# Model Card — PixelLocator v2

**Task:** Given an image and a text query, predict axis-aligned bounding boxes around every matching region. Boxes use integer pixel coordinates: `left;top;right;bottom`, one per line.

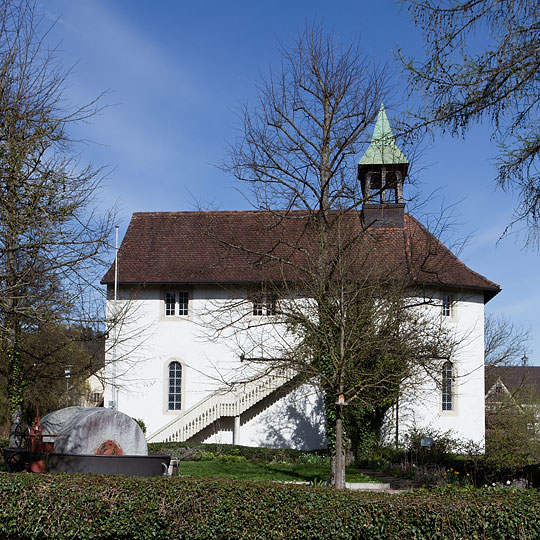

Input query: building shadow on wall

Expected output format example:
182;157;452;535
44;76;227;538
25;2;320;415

255;385;327;450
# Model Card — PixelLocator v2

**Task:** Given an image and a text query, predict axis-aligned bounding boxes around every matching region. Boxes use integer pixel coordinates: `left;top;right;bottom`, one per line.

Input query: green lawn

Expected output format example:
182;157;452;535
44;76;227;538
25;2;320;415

178;460;377;483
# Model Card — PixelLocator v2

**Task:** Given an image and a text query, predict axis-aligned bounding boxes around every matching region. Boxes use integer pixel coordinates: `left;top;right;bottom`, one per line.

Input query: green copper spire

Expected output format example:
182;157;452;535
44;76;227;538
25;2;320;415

359;104;409;166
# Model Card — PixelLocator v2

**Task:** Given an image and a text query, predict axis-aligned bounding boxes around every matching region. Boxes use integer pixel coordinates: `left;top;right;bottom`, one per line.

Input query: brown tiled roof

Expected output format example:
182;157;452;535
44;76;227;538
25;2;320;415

101;210;500;302
485;366;540;395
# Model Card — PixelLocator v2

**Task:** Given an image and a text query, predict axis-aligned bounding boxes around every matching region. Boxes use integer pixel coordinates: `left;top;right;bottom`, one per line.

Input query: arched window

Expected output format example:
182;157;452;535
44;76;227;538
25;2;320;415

168;362;182;410
442;361;453;411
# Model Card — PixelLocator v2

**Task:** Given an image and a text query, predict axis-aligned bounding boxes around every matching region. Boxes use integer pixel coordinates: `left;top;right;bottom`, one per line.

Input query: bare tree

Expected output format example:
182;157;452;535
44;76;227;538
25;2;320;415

402;0;540;238
218;26;456;489
228;26;387;213
0;0;116;441
484;313;530;367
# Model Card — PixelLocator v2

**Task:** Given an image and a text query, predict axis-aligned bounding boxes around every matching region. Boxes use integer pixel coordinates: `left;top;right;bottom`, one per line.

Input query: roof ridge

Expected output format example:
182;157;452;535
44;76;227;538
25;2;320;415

133;210;269;216
133;209;413;217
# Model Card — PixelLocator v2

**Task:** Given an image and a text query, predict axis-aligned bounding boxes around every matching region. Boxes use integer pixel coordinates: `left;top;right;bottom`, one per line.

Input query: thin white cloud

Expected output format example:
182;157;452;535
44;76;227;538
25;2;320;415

44;0;199;103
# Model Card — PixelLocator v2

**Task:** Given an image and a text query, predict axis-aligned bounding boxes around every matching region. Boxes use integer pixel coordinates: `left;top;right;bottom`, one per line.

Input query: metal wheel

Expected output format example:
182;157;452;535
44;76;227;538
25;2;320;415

11;422;30;450
5;452;25;473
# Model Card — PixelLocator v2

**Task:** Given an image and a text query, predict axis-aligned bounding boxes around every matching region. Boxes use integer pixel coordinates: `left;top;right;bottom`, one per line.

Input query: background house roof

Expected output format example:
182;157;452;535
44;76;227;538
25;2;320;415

485;366;540;396
101;210;500;302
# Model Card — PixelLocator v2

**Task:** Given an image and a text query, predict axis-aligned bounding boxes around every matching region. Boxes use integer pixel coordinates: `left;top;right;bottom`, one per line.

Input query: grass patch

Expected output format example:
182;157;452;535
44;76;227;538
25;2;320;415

179;460;377;483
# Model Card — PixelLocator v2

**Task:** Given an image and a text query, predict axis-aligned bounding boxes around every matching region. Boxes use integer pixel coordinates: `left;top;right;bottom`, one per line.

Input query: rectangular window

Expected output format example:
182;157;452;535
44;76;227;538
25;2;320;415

370;187;380;203
178;291;189;316
165;291;189;317
252;298;264;316
442;389;452;411
442;295;452;317
165;292;176;316
252;294;276;316
265;296;276;316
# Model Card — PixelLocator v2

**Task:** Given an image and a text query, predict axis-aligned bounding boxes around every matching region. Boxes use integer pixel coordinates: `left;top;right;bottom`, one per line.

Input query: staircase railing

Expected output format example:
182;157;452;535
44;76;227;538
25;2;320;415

148;368;296;443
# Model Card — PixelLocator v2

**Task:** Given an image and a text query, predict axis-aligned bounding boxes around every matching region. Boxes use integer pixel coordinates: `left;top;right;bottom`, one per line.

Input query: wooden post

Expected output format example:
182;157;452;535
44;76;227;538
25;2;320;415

233;415;240;445
335;404;345;490
395;392;399;450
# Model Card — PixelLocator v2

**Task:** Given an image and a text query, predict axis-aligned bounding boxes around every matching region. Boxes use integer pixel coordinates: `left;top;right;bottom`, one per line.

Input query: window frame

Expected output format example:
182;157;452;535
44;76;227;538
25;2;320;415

442;294;454;318
163;289;190;319
251;292;277;317
167;361;183;412
441;360;454;412
165;291;176;316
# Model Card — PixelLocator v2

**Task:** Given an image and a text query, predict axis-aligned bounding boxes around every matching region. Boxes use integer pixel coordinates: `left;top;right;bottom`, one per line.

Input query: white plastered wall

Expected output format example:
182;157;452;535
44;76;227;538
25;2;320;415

392;291;486;446
105;285;253;436
105;285;486;448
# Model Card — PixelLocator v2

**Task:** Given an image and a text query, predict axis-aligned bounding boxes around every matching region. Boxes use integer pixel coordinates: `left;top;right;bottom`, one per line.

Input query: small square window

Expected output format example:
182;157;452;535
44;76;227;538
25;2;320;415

165;291;189;317
265;296;276;316
252;293;276;316
253;299;264;316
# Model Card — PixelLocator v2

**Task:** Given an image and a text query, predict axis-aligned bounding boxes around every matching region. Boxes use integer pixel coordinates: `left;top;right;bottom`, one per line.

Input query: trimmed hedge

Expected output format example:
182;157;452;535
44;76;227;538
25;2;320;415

0;473;539;539
147;440;327;462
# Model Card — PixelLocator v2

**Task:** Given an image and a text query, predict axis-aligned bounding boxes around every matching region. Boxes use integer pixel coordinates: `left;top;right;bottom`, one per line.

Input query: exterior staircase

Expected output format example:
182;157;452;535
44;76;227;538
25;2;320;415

148;368;297;443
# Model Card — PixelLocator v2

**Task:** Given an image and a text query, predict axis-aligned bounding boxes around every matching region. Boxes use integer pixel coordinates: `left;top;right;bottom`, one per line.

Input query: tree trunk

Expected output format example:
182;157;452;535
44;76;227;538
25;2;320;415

334;405;346;489
8;403;23;447
7;338;26;446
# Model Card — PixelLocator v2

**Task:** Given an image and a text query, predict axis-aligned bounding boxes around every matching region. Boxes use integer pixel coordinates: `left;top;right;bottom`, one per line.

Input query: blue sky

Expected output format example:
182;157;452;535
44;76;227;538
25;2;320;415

44;0;539;364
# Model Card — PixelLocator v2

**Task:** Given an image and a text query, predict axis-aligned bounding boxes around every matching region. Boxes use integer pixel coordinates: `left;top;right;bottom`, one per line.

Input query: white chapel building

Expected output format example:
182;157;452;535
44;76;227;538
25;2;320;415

102;107;500;448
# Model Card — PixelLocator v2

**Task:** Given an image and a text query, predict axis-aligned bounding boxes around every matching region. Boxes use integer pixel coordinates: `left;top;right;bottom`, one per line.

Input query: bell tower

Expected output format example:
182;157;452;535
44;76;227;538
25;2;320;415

358;104;409;228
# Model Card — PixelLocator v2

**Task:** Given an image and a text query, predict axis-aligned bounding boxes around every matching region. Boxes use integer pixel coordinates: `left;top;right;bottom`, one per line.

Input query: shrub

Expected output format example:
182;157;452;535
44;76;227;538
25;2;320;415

403;428;463;464
297;452;329;466
147;441;327;463
0;474;539;539
485;386;540;467
133;418;147;435
355;444;405;471
358;437;540;489
220;454;247;463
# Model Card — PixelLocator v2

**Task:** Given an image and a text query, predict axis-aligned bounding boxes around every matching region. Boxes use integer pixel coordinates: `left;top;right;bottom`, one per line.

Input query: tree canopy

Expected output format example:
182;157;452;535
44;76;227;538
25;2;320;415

0;0;114;436
220;26;455;489
403;0;540;235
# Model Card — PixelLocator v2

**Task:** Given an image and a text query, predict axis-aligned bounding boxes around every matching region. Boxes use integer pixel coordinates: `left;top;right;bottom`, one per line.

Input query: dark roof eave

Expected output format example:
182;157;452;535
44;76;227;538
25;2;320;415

100;279;298;287
414;280;500;304
101;278;501;302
